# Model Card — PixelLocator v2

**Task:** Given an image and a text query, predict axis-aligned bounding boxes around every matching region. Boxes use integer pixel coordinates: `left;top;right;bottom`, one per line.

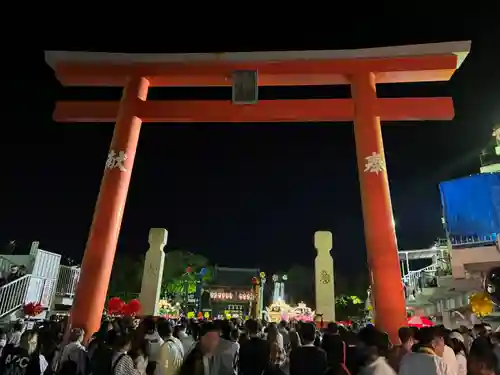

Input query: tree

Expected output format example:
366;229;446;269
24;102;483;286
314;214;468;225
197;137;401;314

108;254;144;299
162;250;210;281
161;250;213;298
335;294;365;320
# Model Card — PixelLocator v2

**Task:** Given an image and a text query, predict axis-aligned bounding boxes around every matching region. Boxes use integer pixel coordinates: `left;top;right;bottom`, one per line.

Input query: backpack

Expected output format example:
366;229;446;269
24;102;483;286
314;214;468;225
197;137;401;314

88;343;118;375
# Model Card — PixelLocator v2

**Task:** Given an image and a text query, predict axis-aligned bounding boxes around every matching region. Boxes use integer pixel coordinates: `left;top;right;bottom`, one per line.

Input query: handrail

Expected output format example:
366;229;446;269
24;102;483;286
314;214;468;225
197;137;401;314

56;266;80;297
0;274;31;318
0;274;47;319
402;263;438;300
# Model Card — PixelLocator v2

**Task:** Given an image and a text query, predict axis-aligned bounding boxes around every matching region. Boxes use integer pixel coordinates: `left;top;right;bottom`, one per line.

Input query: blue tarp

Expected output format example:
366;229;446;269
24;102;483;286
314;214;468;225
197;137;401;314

439;173;500;238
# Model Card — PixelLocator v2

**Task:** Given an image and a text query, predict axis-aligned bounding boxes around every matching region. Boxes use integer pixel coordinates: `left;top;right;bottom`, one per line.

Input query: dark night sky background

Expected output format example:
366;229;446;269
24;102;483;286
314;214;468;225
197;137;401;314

1;21;499;280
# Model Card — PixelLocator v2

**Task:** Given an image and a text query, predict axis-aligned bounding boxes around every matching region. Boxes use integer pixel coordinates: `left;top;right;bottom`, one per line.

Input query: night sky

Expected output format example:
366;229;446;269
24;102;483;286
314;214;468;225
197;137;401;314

1;22;498;279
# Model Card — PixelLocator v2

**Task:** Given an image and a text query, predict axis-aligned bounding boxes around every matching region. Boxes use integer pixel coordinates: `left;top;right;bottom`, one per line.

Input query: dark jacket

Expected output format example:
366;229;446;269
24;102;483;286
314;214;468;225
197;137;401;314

238;336;270;375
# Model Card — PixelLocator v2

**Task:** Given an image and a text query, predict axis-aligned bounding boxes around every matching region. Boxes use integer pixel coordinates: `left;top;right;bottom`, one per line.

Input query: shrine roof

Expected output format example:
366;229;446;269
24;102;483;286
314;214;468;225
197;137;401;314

210;266;259;288
45;41;470;67
45;41;470;87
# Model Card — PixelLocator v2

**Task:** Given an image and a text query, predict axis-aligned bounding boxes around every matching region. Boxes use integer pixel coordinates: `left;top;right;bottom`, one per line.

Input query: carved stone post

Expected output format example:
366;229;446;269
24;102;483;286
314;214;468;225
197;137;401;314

314;231;335;322
139;228;167;316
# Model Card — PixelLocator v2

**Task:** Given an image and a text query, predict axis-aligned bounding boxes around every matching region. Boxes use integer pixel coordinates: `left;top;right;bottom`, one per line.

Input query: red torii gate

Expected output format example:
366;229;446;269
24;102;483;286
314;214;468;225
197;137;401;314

45;41;470;343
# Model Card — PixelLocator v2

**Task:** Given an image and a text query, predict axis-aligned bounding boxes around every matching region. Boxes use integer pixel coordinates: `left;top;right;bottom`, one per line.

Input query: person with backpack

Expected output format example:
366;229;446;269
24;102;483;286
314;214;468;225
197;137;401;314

156;320;183;375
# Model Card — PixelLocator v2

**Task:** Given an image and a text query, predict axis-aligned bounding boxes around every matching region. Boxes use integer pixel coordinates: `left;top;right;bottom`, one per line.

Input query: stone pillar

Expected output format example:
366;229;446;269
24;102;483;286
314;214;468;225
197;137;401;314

139;228;168;316
314;231;335;322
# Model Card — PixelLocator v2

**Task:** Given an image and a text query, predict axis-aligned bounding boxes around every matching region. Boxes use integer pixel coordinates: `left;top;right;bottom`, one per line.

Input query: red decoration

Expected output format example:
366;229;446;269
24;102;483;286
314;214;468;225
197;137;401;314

186;266;192;273
125;299;141;316
23;302;43;317
251;277;258;285
107;297;125;315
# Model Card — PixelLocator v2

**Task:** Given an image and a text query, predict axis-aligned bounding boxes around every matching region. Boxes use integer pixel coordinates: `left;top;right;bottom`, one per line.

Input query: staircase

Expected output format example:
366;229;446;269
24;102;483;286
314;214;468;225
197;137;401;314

0;249;81;321
402;263;439;299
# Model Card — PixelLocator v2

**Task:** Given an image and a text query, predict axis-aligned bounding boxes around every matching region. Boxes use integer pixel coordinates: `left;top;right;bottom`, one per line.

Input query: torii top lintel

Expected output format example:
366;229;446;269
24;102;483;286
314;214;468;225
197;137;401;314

46;41;470;87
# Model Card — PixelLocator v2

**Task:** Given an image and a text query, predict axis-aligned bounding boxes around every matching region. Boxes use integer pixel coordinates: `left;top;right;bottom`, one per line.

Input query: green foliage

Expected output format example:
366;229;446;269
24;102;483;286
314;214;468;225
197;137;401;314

335;294;365;320
161;250;213;297
108;254;144;298
107;250;214;300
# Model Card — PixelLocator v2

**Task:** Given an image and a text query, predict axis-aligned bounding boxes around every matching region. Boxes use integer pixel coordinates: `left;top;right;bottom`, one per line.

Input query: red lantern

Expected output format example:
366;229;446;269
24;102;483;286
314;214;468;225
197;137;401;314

251;277;258;285
186;266;192;273
127;299;141;316
23;302;43;317
107;297;125;315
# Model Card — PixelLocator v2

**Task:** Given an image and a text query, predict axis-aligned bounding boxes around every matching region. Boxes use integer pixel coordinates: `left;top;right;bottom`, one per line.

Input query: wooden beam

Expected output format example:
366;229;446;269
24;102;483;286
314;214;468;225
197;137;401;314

54;98;454;123
52;55;459;87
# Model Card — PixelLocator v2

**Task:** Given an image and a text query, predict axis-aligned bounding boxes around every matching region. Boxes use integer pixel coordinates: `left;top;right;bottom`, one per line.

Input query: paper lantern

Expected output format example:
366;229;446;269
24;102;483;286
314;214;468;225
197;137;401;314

23;302;43;317
186;266;192;273
251;277;258;285
126;299;141;316
485;267;500;305
107;297;125;315
470;292;494;317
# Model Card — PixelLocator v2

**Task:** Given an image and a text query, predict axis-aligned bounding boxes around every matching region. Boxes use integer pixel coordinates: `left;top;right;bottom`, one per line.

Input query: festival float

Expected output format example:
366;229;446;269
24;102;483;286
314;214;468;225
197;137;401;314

289;302;315;322
266;301;315;323
157;299;181;319
266;300;292;323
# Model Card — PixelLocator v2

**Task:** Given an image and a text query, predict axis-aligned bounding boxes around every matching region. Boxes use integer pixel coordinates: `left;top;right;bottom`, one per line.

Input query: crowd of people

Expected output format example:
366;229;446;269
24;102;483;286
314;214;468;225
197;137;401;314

1;316;500;375
0;265;26;287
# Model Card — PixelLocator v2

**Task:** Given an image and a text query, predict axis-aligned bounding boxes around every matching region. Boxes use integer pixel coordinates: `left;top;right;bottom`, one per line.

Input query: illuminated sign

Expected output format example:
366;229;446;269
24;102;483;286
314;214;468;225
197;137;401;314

210;290;254;301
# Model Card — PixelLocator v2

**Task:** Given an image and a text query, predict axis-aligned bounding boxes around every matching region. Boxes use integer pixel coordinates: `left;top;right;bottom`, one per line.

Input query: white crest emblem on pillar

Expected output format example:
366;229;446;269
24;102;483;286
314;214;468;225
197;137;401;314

364;152;386;175
105;150;127;172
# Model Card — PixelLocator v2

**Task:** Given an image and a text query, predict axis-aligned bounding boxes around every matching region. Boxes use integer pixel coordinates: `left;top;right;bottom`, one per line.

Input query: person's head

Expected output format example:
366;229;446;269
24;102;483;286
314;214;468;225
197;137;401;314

230;328;239;342
358;326;390;360
69;328;85;343
474;324;487;337
0;330;6;347
267;323;279;343
218;319;231;340
113;332;133;352
245;319;259;336
157;320;173;339
20;331;38;355
398;327;415;349
416;327;445;357
10;265;18;274
469;349;498;375
449;331;466;354
279;320;287;330
142;317;156;334
13;322;23;332
327;322;339;335
299;323;316;345
289;330;301;349
199;323;220;356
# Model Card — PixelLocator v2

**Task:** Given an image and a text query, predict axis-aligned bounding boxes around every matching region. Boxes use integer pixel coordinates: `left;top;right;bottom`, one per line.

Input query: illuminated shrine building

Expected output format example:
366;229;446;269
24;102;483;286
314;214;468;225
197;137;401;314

205;266;259;319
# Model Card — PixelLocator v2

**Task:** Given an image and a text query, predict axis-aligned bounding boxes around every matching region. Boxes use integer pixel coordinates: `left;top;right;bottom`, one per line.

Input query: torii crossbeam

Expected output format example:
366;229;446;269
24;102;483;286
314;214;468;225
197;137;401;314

46;41;470;343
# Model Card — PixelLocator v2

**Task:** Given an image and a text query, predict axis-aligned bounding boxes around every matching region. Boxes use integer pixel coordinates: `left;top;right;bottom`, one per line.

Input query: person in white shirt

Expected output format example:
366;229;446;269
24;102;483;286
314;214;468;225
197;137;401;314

399;326;455;375
143;317;164;366
156;320;184;375
357;326;397;375
448;332;467;375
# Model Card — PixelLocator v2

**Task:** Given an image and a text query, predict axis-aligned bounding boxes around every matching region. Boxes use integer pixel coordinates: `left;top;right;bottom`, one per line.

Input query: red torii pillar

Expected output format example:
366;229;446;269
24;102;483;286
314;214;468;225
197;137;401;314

45;41;470;343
